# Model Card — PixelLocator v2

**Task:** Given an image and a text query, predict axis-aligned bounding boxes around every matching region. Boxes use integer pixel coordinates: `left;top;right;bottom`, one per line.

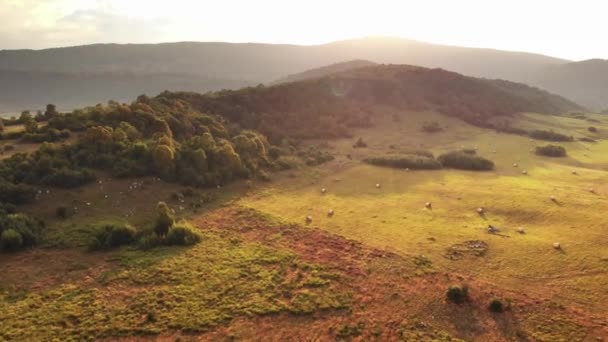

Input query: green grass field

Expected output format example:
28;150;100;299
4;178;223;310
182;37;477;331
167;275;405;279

2;110;607;340
241;111;608;316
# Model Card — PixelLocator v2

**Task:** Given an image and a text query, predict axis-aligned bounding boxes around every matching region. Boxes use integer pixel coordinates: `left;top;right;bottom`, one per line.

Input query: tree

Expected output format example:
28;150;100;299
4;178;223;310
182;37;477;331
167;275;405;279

22;116;38;134
44;104;58;119
0;118;4;132
155;202;174;237
152;143;175;178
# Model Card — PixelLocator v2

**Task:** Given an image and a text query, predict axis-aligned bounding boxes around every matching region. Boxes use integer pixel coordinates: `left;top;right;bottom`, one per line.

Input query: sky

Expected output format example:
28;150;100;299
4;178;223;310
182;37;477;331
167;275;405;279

0;0;606;61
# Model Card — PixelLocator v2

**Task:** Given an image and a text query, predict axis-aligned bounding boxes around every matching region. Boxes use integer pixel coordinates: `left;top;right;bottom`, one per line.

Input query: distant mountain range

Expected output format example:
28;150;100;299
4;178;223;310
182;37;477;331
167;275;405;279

0;37;606;112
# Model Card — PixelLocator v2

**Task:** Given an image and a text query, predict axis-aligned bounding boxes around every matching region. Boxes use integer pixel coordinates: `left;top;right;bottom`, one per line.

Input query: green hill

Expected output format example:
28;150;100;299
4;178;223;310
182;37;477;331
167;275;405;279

164;64;583;141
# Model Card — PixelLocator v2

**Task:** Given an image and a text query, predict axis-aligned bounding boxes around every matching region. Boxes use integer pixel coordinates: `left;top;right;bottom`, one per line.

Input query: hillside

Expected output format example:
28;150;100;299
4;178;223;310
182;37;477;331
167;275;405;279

532;59;608;111
164;64;583;142
0;62;607;340
2;37;605;112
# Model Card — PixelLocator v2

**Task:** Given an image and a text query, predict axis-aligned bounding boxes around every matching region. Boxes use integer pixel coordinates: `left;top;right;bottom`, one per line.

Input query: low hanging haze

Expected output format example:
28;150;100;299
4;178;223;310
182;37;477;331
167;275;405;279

1;0;606;61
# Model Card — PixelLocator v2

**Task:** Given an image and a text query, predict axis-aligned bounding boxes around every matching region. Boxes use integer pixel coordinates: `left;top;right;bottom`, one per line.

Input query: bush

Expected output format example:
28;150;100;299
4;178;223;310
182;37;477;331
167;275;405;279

274;156;302;170
489;298;504;313
353;137;367;148
138;233;163;250
0;213;43;250
535;144;566;157
165;222;202;246
438;151;494;171
529;129;573;142
446;285;468;304
42;168;96;188
155;202;174;237
0;181;37;205
588;126;598;133
579;137;597;143
0;229;23;252
421;121;443;133
91;223;137;250
364;155;442;170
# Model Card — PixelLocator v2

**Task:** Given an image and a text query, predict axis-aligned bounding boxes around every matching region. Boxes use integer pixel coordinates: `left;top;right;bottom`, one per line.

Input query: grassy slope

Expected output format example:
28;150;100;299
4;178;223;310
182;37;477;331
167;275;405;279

240;111;608;320
1;110;608;341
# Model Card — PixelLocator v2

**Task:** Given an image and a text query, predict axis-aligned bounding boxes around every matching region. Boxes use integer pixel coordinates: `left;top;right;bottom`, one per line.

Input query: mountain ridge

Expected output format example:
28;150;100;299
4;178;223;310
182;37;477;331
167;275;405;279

0;37;605;112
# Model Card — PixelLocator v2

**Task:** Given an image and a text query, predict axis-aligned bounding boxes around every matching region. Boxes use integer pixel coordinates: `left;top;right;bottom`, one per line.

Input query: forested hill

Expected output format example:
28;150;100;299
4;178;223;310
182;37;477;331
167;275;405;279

162;64;584;142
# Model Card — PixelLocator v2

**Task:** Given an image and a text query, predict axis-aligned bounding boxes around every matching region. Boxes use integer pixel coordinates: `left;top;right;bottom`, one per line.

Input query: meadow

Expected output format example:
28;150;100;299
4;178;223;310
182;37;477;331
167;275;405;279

1;108;607;340
240;111;608;317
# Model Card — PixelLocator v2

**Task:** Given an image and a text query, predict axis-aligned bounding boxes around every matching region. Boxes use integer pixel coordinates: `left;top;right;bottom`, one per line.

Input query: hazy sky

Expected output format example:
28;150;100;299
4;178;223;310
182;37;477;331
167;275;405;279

1;0;606;60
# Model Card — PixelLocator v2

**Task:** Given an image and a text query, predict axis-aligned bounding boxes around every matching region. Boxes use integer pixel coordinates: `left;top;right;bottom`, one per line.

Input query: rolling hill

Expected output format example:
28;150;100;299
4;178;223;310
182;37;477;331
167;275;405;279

532;59;608;111
0;37;606;112
1;60;607;340
164;64;583;141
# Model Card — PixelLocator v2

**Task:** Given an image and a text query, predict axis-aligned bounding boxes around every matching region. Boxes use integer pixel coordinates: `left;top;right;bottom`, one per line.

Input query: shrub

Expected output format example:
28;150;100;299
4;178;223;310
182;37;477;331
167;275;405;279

274;156;302;170
0;182;37;205
489;298;504;313
353;137;367;148
588;126;598;133
364;155;441;170
579;137;596;143
0;229;23;252
438;151;494;171
165;222;202;246
535;144;566;157
446;285;468;304
155;202;175;237
529;130;573;142
0;213;42;250
421;121;443;133
138;233;163;250
42;168;96;188
91;223;137;250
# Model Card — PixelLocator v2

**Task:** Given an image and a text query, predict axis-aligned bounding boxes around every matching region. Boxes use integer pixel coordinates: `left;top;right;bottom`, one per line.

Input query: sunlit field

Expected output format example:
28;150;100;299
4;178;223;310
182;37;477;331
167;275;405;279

241;111;608;316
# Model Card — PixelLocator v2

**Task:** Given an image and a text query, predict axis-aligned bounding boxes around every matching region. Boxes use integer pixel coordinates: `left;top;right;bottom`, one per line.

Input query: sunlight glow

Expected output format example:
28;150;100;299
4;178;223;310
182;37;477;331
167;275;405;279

1;0;607;60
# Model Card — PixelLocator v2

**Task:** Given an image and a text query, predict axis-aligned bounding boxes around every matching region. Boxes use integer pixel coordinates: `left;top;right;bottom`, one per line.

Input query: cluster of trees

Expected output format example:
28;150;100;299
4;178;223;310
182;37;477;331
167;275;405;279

91;202;201;250
0;213;44;252
535;145;567;157
365;149;494;171
0;96;308;191
529;129;573;142
438;150;495;171
364;152;441;170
